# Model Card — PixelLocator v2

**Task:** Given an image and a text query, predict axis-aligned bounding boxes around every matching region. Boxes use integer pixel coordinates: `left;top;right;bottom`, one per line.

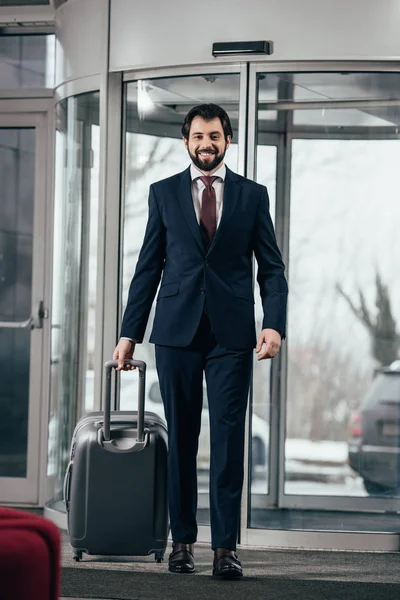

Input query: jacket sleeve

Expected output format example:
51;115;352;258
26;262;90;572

120;185;166;342
253;186;288;339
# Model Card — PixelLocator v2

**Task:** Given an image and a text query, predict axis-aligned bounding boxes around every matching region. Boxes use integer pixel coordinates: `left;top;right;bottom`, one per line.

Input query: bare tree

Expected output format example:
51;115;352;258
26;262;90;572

124;136;176;220
87;136;180;370
336;272;400;366
286;339;371;441
125;136;176;182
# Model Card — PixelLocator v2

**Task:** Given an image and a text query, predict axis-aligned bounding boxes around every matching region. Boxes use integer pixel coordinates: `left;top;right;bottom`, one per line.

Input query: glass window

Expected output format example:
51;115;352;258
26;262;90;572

122;74;240;369
83;122;100;410
250;145;277;500
250;70;400;532
0;35;55;88
49;91;100;492
286;136;400;499
0;128;35;478
122;74;240;524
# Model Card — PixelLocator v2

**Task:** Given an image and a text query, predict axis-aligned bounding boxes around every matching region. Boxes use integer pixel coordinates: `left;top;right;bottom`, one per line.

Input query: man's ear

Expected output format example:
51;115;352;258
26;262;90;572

226;135;232;149
183;136;189;149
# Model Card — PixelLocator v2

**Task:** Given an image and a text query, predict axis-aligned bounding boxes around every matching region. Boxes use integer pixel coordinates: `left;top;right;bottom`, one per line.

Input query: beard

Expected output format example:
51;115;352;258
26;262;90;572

188;143;227;172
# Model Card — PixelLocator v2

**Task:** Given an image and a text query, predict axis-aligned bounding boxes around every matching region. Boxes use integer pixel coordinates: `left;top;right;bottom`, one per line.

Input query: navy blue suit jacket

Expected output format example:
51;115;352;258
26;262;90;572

120;166;288;349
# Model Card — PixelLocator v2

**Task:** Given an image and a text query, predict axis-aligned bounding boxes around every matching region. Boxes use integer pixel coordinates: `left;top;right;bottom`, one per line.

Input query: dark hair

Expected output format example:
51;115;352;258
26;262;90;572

181;103;233;141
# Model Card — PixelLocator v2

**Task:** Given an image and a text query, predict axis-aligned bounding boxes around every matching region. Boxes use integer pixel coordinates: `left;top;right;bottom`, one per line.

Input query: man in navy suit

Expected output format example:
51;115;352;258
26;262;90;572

114;104;288;579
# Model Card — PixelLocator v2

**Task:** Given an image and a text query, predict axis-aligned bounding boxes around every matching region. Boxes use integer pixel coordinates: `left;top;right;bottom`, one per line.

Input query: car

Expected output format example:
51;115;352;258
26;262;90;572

348;359;400;496
85;369;269;477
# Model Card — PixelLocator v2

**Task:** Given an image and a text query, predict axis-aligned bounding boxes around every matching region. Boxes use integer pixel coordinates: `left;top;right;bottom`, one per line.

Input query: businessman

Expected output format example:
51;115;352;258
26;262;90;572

114;104;288;579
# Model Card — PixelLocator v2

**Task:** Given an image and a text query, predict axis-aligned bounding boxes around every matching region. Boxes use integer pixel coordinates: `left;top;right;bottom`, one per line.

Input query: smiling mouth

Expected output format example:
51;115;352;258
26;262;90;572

198;150;216;157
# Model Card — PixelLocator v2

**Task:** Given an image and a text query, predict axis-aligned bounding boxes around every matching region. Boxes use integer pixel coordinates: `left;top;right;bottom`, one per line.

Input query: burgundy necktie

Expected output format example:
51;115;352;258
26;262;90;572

199;176;218;242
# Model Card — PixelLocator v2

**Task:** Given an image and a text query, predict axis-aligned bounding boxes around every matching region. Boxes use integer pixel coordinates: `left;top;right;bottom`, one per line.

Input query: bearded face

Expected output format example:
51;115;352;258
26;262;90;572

184;116;230;173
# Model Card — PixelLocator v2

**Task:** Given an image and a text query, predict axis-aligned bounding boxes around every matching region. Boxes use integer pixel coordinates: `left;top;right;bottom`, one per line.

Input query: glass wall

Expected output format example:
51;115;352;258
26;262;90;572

121;74;240;524
48;91;100;492
45;66;400;544
0;35;55;88
249;71;400;530
286;136;400;499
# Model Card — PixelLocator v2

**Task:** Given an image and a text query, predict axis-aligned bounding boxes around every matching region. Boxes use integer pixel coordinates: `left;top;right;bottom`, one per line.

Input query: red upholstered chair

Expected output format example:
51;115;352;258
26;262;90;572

0;507;61;600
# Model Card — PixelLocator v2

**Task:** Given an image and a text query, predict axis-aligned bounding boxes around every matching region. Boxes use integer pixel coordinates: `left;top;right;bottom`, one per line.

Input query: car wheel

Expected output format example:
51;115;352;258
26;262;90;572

363;478;395;496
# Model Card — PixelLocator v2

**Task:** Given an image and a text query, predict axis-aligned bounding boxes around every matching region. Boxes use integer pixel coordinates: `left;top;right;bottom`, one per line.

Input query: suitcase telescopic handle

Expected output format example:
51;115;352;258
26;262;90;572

101;359;147;453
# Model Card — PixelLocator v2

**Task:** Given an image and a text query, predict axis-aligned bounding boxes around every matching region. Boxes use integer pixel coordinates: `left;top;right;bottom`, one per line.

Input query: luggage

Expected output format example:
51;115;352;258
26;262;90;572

0;506;61;600
64;359;169;562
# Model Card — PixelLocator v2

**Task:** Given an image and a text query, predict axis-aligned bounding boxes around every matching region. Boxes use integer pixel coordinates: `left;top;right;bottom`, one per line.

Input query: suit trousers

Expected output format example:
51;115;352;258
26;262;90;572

155;310;253;550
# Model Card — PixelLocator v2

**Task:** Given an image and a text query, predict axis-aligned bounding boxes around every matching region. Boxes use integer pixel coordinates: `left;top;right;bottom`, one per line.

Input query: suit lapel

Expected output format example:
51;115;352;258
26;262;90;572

177;167;205;254
207;166;241;256
176;166;242;255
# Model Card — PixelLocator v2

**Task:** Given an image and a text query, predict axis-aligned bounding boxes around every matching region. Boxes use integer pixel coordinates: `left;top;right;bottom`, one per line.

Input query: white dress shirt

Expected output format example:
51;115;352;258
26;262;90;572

190;163;226;228
121;163;226;344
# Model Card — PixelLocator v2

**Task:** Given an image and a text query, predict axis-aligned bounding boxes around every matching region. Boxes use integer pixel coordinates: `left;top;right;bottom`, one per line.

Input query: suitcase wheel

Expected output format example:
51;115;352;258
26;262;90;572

73;551;83;562
155;552;164;563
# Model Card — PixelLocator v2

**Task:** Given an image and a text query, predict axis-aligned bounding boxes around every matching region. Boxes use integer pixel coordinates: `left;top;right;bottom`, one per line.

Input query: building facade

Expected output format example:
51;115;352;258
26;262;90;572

1;0;400;550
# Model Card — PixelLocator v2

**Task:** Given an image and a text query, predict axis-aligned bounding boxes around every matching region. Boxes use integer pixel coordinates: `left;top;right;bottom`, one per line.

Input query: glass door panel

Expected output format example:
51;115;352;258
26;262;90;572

0;128;34;480
0;116;47;504
249;144;277;523
122;73;241;526
285;137;400;503
248;69;400;535
50;91;100;499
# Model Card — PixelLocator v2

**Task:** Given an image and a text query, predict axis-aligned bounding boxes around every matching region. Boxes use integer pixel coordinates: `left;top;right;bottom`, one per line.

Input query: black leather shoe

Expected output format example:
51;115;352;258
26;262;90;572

168;543;195;574
213;548;243;579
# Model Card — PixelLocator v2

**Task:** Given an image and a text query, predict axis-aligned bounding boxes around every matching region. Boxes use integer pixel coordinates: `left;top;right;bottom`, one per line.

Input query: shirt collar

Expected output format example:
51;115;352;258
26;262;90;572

190;163;226;182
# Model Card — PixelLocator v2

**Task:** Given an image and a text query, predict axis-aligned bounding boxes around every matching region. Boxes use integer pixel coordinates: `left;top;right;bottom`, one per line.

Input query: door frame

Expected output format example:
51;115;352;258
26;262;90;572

115;62;400;550
0;96;55;506
117;65;248;543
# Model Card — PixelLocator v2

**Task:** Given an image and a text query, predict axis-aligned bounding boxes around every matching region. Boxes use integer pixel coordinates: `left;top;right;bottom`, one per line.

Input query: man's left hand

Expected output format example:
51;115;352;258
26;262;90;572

255;329;282;360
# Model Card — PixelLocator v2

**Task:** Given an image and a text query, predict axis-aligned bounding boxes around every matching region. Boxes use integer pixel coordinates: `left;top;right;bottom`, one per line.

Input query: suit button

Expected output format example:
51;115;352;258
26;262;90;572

205;261;209;267
200;289;205;295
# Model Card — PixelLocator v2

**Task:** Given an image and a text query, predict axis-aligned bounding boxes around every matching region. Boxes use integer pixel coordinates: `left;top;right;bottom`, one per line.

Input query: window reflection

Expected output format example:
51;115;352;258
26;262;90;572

0;34;55;88
49;91;100;492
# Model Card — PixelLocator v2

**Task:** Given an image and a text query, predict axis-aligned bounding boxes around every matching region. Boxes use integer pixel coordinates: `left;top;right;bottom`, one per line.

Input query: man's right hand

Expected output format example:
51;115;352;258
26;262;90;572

113;339;136;371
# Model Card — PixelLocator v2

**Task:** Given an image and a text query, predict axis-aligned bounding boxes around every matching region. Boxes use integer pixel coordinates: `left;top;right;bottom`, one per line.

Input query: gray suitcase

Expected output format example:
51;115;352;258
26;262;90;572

63;359;169;562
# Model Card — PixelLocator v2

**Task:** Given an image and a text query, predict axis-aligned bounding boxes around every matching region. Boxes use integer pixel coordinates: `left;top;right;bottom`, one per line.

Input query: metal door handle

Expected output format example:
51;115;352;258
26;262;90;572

0;301;47;330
